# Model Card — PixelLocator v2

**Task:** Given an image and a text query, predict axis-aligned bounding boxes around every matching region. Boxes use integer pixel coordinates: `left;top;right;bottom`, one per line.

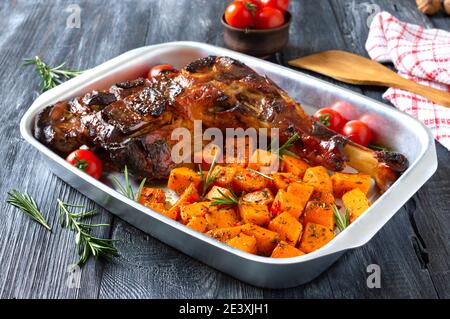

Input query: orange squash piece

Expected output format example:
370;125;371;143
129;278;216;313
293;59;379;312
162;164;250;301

206;206;240;230
139;187;166;205
232;167;267;194
211;165;237;188
271;241;305;258
303;166;333;194
299;223;335;253
180;202;210;224
227;233;257;254
238;201;271;226
241;223;280;256
241;188;274;206
331;172;372;198
167;167;202;195
207;226;244;242
268;212;303;246
309;191;335;205
166;183;200;220
145;202;167;214
247;149;280;174
271;183;314;219
281;155;310;178
186;216;208;233
269;172;299;191
303;201;335;230
342;188;371;223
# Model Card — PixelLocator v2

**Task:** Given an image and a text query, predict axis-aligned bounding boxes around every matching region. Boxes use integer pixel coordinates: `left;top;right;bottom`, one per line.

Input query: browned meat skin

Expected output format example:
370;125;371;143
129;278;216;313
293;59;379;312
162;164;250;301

34;55;408;190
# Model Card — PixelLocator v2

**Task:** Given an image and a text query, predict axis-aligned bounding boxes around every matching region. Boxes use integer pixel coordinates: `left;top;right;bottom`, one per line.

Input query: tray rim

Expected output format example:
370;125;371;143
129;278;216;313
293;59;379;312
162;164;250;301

19;41;438;266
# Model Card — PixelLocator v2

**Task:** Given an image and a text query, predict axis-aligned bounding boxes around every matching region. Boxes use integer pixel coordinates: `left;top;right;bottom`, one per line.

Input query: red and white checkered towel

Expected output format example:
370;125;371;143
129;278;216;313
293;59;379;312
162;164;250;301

366;12;450;151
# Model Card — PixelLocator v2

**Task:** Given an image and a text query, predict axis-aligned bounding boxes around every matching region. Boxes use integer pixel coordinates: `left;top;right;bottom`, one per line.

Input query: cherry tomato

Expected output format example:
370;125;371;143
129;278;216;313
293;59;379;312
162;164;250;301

148;64;176;80
313;108;346;133
254;7;285;29
236;0;260;9
225;1;254;29
66;149;103;179
259;0;289;13
330;101;355;121
341;120;373;147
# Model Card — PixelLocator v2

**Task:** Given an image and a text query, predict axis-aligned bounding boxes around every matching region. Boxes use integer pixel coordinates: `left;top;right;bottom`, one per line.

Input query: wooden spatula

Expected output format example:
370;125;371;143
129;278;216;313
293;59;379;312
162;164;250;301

289;50;450;108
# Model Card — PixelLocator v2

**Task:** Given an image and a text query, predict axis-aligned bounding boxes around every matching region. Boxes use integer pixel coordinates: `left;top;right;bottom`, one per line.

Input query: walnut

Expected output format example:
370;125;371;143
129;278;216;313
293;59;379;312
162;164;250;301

444;0;450;15
416;0;441;15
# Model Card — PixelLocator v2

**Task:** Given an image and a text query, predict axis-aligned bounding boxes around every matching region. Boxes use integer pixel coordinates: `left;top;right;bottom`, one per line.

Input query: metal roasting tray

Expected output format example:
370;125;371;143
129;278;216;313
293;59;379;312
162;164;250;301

20;42;438;288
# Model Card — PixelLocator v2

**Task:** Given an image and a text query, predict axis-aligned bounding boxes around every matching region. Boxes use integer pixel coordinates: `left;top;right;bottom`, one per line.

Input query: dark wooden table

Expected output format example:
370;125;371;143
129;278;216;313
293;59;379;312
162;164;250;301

0;0;448;299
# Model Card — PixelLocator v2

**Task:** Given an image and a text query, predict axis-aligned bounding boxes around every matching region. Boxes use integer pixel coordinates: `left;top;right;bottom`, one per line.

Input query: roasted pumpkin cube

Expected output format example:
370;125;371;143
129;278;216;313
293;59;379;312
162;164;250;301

271;183;313;219
271;241;305;258
139;187;166;205
167;167;202;195
232;167;267;194
303;201;335;230
180;202;210;224
268;212;303;246
241;223;280;256
281;155;310;178
205;186;233;201
303;166;333;194
299;223;335;253
247;149;280;174
206;206;240;230
145;202;166;214
186;216;208;233
242;188;274;206
207;226;244;242
342;188;370;223
239;201;271;226
309;191;335;205
331;172;372;198
211;165;237;188
227;233;257;254
167;183;200;220
269;172;300;191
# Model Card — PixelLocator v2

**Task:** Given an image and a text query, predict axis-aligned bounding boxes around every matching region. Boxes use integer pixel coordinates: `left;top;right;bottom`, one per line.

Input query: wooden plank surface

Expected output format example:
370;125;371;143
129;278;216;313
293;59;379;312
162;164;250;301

0;0;448;299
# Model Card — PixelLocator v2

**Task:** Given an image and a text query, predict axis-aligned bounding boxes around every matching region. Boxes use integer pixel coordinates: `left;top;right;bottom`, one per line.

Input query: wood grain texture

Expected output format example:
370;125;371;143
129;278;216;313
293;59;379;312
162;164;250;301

0;0;448;299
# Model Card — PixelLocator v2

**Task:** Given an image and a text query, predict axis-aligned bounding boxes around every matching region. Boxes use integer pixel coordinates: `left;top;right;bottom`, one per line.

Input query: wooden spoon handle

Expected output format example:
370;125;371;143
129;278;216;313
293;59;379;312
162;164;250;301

289;51;450;108
389;76;450;107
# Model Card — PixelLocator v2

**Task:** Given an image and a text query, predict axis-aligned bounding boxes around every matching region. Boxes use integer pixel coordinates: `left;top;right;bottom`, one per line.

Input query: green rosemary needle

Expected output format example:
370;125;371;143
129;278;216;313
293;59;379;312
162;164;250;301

333;204;350;232
6;189;51;231
57;199;118;266
211;187;239;207
112;165;147;202
199;153;220;197
24;56;83;92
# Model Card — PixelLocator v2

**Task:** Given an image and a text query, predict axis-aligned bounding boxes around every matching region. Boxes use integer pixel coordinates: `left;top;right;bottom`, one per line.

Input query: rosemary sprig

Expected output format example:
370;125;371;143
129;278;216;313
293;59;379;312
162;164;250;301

270;133;300;158
24;56;83;92
199;153;220;197
111;166;147;202
210;187;239;207
58;199;118;266
246;168;275;181
6;189;51;231
369;143;389;152
333;204;350;232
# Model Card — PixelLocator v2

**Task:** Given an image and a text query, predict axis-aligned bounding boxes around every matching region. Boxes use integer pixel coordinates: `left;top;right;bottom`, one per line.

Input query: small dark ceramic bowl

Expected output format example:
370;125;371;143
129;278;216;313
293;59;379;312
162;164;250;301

222;11;292;58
